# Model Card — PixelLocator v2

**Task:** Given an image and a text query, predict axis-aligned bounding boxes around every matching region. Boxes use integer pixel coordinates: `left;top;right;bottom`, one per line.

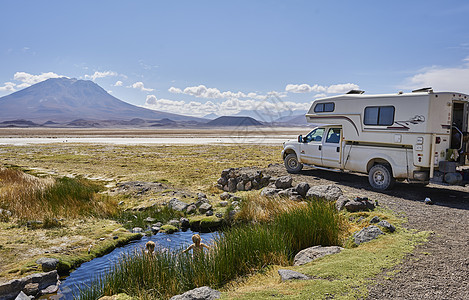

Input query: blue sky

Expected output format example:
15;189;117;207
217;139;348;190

1;1;469;117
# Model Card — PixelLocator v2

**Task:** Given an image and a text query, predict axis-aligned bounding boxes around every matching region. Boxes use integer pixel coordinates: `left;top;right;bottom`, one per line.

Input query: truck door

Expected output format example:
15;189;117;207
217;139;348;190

301;127;325;165
321;127;342;168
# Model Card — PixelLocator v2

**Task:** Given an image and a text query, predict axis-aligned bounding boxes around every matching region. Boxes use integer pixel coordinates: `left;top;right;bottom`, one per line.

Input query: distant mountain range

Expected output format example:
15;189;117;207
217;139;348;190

0;78;312;127
206;116;262;127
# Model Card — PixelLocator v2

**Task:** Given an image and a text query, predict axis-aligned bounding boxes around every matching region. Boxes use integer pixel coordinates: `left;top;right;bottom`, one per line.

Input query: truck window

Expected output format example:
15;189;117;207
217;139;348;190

314;102;335;113
364;106;395;126
304;128;325;142
325;128;341;143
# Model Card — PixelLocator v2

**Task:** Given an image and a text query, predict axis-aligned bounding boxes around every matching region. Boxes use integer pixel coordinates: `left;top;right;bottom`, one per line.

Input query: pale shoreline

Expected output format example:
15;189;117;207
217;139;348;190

0;126;312;145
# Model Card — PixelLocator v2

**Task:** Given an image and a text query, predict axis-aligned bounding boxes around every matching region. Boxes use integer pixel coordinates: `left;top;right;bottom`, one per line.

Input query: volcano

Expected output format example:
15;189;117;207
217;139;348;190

0;77;200;123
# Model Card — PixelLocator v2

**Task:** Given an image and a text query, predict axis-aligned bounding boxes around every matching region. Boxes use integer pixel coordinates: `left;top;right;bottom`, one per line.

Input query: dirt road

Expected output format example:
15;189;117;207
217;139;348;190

262;164;469;300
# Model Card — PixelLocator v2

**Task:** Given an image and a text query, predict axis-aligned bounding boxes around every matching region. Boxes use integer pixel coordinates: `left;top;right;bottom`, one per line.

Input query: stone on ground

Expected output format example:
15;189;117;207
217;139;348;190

278;269;310;281
275;176;293;189
377;220;396;233
169;286;221;300
354;225;384;245
294;245;344;266
306;184;343;201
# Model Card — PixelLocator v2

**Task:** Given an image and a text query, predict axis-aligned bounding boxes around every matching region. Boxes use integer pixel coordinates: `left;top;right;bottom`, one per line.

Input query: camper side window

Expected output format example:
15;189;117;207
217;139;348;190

364;106;395;126
314;102;335;113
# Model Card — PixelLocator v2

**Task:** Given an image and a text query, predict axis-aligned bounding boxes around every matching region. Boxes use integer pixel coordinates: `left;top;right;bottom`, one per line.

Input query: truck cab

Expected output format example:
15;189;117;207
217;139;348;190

282;125;342;172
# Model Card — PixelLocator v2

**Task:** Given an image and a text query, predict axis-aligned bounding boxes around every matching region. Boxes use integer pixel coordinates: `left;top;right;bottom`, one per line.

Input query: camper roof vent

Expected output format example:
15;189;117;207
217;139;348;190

412;87;433;93
346;90;365;94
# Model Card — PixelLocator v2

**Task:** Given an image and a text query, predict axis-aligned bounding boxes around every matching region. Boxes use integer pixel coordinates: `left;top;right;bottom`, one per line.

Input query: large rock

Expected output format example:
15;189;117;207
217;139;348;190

295;182;310;197
278;269;310;281
293;246;344;266
345;198;375;212
335;195;350;211
227;178;237;193
306;185;343;201
168;198;189;212
275;176;293;189
354;226;384;245
170;286;221;300
198;203;213;214
260;187;281;197
219;192;231;200
0;271;58;300
35;258;59;272
14;291;30;300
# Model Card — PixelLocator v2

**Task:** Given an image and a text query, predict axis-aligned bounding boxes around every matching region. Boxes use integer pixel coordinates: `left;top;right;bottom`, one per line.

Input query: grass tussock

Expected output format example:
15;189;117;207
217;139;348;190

235;194;303;223
78;198;341;300
0;167;118;222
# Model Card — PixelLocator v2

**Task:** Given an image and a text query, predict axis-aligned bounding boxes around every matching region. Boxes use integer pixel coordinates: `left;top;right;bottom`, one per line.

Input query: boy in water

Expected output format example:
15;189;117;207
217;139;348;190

182;234;210;256
145;241;155;254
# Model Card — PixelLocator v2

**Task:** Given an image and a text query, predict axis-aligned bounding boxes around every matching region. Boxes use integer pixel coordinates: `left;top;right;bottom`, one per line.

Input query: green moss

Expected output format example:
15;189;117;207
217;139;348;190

56;232;141;274
160;225;178;234
189;215;224;232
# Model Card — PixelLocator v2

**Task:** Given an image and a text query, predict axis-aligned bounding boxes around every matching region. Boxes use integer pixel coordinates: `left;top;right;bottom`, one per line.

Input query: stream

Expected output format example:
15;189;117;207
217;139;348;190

45;230;217;299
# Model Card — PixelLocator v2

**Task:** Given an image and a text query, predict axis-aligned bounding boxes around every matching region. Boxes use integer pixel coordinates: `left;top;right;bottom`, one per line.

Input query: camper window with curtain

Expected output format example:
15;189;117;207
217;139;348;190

364;106;395;126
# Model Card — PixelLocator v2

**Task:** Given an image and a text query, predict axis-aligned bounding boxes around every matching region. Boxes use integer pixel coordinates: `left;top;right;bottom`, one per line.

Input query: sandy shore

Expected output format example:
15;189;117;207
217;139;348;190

0;126;312;138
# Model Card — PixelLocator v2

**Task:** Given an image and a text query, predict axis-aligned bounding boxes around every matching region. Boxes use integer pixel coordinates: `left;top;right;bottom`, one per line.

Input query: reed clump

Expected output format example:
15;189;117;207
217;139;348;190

0;167;117;222
78;196;342;300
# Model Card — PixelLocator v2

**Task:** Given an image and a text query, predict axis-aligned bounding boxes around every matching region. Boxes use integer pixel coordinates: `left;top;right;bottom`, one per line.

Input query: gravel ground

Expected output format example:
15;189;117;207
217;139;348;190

262;164;469;300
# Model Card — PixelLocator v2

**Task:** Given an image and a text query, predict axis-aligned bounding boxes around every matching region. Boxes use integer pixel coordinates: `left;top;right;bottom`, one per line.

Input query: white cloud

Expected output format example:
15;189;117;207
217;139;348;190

84;71;118;81
131;81;154;92
144;94;310;118
286;83;359;94
168;87;182;94
13;71;64;87
327;83;360;94
114;80;123;87
169;84;281;100
0;82;16;92
402;57;469;94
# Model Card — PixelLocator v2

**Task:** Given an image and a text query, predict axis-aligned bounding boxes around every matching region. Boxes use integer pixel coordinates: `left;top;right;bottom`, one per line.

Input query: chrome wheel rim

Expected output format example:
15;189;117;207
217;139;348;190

373;171;385;186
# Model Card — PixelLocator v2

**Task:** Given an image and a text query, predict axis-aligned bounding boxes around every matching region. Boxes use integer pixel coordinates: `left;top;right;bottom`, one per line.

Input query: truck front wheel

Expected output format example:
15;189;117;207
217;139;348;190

368;164;395;190
284;153;303;173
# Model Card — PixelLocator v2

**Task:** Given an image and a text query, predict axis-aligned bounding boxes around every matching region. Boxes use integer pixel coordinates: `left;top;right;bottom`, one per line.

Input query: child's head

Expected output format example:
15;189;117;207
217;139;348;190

192;234;201;244
145;241;155;253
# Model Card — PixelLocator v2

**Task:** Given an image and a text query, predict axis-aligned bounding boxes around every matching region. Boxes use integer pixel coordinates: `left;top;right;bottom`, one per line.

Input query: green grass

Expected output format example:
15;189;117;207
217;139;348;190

223;229;430;300
0;167;118;223
274;200;341;254
77;200;340;300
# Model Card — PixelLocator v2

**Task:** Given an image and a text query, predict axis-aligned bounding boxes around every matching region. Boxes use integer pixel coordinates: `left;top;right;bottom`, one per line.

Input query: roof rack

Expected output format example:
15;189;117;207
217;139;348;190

346;90;365;94
412;87;433;93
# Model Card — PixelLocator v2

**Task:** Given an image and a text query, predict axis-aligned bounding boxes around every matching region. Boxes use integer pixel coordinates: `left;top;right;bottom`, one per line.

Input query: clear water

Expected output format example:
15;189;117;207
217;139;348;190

51;230;217;299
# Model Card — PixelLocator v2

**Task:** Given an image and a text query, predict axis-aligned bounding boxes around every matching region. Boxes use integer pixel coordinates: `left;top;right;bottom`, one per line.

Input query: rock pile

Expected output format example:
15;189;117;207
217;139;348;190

216;168;270;192
260;176;344;203
0;270;59;300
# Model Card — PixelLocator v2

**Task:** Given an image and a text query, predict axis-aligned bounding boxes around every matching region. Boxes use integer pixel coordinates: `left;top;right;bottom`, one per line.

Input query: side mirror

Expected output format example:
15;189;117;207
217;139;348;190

298;135;303;143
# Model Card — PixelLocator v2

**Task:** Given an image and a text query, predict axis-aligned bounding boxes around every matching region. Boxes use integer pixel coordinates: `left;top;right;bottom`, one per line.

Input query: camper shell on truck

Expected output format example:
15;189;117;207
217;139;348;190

282;88;469;190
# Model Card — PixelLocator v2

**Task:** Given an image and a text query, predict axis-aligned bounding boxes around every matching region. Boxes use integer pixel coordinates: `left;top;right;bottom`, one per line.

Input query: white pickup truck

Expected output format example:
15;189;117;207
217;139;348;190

282;89;469;190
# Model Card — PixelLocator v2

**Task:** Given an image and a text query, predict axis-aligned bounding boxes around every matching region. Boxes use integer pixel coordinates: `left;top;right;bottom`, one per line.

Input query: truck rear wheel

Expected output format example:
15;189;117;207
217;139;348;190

284;153;303;173
368;164;395;190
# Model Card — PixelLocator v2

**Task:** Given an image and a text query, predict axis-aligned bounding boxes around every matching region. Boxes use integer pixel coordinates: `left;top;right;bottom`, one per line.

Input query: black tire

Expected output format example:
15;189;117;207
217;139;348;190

284;153;303;173
368;164;395;190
